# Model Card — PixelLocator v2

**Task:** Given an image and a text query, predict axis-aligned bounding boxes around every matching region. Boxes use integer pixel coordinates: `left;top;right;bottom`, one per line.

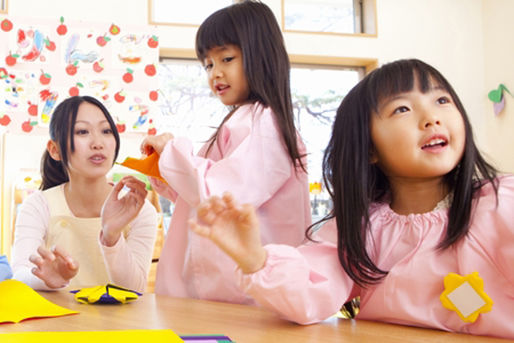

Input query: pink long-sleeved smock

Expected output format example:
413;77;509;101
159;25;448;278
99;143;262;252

153;102;311;304
239;176;514;339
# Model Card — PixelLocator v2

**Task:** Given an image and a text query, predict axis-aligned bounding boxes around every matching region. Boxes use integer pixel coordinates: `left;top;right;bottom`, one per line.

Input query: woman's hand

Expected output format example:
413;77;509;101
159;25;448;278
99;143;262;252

140;133;174;156
189;193;267;274
101;175;148;247
29;245;78;288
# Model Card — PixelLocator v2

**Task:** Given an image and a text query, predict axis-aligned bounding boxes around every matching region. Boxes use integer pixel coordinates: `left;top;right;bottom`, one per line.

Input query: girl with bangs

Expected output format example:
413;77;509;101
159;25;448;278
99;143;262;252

141;0;310;303
189;59;514;339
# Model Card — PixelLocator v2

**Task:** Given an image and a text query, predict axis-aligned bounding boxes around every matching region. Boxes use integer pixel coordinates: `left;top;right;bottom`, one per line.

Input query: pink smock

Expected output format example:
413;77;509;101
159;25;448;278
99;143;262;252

153;102;311;304
240;176;514;339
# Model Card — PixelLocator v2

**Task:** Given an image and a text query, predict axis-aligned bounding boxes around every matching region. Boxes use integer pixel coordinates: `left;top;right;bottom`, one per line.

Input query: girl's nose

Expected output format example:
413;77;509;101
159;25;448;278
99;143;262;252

421;110;441;128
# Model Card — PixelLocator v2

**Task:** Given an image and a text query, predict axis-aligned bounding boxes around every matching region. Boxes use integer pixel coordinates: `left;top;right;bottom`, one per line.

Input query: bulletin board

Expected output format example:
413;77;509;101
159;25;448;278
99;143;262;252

0;16;160;135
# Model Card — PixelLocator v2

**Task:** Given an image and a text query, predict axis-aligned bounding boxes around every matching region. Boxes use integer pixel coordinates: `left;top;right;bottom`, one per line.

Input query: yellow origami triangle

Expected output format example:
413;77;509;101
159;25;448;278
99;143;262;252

0;330;183;343
72;284;140;304
0;279;78;324
118;152;165;181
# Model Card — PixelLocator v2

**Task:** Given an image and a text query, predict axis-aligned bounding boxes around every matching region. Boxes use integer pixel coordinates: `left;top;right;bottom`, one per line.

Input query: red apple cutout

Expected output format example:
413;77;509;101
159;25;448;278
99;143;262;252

69;86;79;97
149;90;158;101
28;102;38;116
96;35;110;47
122;69;134;83
5;53;18;66
66;63;78;76
93;60;104;73
147;35;158;48
114;91;126;103
0;114;11;126
21;120;33;133
0;67;8;79
109;23;120;35
57;16;67;35
144;64;156;77
1;19;13;32
116;122;126;133
45;38;56;51
39;71;51;85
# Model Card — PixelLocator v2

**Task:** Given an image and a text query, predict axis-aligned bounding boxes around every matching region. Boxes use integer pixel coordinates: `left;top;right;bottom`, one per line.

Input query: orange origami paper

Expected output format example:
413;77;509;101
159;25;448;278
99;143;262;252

0;279;78;324
118;152;164;181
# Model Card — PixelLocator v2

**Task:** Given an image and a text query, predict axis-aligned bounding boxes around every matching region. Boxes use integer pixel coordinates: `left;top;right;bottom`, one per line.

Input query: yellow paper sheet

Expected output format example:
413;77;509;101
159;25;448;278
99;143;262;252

0;279;78;324
0;330;183;343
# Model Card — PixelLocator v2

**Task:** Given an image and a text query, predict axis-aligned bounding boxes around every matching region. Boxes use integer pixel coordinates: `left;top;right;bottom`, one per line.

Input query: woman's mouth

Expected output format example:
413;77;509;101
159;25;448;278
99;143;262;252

89;154;107;164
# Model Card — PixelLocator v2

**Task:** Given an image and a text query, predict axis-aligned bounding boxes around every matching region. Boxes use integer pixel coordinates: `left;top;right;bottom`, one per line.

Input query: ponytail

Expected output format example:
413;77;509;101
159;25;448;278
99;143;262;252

40;150;68;190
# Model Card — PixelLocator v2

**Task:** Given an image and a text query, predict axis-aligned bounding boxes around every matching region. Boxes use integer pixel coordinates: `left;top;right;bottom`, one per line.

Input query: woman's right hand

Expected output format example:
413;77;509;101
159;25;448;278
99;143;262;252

29;245;79;289
140;133;174;156
188;193;267;274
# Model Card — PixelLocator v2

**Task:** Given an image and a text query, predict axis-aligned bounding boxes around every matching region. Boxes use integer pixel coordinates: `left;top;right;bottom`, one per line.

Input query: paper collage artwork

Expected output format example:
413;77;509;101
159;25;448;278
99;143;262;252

0;16;160;135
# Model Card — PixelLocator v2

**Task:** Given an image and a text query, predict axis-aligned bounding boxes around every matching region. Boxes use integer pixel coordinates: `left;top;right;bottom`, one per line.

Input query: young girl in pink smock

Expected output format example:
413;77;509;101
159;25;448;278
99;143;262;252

141;1;310;303
190;59;514;339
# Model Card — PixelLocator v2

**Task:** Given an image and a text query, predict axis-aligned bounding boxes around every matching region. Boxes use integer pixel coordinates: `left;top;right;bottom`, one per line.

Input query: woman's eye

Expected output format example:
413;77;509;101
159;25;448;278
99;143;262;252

103;128;113;134
393;106;409;114
437;96;451;104
75;129;88;135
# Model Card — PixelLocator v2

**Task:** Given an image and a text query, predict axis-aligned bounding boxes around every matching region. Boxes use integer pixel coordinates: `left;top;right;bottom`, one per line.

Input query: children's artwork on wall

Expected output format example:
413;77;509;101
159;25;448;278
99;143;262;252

0;16;160;135
488;83;511;116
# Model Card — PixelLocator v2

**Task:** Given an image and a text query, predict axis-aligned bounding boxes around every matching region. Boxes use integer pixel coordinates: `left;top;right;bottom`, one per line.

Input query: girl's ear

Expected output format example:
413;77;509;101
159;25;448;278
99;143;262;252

47;140;61;161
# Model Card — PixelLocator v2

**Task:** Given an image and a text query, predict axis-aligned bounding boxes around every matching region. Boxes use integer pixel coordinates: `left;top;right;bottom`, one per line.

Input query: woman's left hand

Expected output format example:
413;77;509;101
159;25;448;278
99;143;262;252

101;176;148;246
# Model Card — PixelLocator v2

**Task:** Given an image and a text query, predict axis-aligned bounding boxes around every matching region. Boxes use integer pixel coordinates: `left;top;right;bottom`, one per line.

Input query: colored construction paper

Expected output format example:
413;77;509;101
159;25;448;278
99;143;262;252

0;330;182;342
118;152;164;181
0;279;77;324
70;284;141;304
180;335;233;342
493;96;505;115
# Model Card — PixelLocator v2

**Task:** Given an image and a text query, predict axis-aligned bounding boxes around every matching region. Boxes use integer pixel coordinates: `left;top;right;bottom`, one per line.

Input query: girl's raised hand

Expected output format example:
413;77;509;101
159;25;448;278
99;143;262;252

29;245;78;289
140;132;174;156
189;193;267;274
101;175;148;246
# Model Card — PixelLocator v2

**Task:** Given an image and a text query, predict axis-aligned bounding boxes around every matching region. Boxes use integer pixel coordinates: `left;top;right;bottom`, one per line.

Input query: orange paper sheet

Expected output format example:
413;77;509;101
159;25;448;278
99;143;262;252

0;330;183;342
0;279;78;324
119;152;164;181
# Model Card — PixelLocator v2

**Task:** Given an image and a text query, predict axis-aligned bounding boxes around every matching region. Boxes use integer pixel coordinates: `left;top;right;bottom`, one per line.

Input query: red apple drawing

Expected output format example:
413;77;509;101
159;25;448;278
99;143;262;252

96;35;110;47
1;19;13;32
5;53;18;67
149;90;158;101
114;91;126;103
57;16;67;35
65;63;78;76
45;38;56;51
122;69;134;83
109;23;120;35
28;102;38;116
39;71;51;85
21;120;33;133
93;60;104;73
144;64;156;77
147;35;158;48
0;114;11;126
116;122;126;133
69;86;79;97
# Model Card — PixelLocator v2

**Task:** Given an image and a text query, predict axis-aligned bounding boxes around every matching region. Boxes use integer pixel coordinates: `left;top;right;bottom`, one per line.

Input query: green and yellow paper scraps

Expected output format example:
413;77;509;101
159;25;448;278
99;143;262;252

71;284;141;304
0;330;183;343
0;279;77;324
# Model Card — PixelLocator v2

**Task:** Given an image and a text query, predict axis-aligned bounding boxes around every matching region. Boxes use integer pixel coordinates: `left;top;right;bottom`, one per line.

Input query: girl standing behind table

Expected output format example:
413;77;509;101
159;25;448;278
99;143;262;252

12;96;157;292
141;0;311;303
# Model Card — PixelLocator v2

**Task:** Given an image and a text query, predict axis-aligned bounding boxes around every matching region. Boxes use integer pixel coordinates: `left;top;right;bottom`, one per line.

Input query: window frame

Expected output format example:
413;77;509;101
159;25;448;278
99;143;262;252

1;0;8;13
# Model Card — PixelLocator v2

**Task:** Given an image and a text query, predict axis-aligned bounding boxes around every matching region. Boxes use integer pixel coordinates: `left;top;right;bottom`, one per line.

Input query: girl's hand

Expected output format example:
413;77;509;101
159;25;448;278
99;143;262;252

101;176;148;246
140;133;174;156
189;193;267;274
29;245;78;289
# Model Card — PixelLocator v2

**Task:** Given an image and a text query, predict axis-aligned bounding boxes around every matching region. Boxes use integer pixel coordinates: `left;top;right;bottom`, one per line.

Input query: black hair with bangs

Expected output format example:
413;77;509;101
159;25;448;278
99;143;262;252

40;96;120;190
195;0;305;171
308;59;498;286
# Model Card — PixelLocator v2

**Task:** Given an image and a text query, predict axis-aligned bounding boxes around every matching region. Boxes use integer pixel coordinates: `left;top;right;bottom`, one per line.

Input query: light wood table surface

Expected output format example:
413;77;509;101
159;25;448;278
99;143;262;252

0;291;510;342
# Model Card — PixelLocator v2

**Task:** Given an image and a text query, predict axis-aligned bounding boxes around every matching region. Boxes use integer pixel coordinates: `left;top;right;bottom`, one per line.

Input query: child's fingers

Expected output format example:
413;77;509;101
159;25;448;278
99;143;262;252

188;219;210;237
222;192;236;209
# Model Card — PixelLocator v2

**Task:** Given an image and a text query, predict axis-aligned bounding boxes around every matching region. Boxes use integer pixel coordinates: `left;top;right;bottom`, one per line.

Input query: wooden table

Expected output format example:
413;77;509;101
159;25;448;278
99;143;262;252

0;291;510;342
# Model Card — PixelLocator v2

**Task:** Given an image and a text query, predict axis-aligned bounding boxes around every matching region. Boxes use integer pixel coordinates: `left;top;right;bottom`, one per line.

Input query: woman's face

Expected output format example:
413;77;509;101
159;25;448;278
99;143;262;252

65;102;117;181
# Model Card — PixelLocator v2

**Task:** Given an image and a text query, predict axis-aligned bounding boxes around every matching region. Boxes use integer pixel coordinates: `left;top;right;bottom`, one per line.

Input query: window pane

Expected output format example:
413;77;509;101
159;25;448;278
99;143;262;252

152;0;233;25
284;0;356;34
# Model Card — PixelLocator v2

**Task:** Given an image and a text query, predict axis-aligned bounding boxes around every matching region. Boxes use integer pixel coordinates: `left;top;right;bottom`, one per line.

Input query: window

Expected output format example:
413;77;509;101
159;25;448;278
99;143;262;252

0;0;7;13
282;0;376;36
156;55;370;221
149;0;233;26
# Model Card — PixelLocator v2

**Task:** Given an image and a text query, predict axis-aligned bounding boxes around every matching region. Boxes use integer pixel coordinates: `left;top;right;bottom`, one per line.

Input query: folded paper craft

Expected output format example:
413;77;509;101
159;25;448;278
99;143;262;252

118;152;164;181
0;330;183;342
0;279;77;324
70;284;141;304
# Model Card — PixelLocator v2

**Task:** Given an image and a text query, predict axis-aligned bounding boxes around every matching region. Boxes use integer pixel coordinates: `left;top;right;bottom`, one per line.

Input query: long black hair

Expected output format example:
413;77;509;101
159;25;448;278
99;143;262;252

40;96;120;190
308;59;498;286
195;0;305;171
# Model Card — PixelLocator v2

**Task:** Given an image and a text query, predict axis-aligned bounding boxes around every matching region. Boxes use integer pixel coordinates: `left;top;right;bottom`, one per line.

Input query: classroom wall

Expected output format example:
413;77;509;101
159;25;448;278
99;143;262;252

1;0;513;253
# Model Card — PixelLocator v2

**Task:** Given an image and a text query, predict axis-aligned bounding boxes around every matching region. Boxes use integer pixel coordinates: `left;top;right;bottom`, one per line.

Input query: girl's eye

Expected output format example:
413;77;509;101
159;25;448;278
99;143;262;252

392;106;409;115
204;63;213;71
222;56;234;63
437;96;451;105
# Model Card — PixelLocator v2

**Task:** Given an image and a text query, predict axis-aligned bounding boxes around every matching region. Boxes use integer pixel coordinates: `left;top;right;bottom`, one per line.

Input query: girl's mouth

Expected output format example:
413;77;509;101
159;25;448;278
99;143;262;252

421;137;448;150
